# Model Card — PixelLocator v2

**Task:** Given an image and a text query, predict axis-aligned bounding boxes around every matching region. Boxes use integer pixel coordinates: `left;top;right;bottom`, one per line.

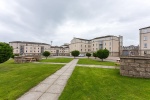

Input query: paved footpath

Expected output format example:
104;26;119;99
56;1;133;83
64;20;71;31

17;59;78;100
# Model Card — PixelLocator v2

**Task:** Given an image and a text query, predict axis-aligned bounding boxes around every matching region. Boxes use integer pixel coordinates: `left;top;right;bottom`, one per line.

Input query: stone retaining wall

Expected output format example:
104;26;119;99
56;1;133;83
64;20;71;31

120;56;150;78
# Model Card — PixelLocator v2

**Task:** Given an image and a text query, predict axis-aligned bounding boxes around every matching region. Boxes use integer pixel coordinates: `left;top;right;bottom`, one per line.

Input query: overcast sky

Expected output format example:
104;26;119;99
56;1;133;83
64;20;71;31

0;0;150;46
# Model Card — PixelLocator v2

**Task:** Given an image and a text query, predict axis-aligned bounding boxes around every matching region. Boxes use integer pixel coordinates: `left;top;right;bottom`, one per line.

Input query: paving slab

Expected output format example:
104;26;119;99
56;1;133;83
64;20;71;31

17;92;43;100
17;59;78;100
30;84;50;92
46;84;64;94
38;93;58;100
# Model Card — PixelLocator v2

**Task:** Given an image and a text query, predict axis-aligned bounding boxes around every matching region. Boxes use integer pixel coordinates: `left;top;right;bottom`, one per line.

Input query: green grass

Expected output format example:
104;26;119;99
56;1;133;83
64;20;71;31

0;60;64;100
40;58;73;63
60;67;150;100
78;58;116;66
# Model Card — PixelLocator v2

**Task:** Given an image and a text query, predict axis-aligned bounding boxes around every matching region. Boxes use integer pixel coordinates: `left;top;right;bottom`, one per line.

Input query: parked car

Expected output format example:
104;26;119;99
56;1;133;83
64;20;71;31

79;54;85;57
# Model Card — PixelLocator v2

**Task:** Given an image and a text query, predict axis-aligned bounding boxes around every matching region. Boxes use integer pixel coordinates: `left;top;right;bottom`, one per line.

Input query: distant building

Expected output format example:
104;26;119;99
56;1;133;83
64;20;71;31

9;41;51;55
50;44;70;56
139;26;150;55
69;35;123;57
122;45;139;56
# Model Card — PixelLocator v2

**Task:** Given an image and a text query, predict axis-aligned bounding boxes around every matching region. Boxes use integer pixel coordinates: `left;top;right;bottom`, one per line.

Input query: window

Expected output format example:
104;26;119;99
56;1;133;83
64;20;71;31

26;50;27;52
144;36;147;41
81;45;82;47
110;47;111;50
105;43;106;45
85;49;86;51
93;44;94;46
144;43;147;48
85;45;86;47
81;49;82;51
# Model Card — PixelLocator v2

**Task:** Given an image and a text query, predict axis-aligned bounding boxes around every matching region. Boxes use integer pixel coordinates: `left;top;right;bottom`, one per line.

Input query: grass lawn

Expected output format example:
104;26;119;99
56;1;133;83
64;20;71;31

0;60;64;100
78;58;116;66
40;58;73;63
59;67;150;100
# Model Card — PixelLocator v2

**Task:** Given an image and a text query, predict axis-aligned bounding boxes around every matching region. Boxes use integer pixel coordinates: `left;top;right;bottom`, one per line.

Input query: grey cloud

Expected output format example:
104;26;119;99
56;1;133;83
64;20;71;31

0;0;150;46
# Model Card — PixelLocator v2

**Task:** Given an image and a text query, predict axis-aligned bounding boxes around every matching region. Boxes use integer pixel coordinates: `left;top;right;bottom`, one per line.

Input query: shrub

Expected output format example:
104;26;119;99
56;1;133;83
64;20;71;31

43;51;50;59
93;52;97;59
86;53;91;59
97;48;109;61
0;42;13;63
71;50;80;58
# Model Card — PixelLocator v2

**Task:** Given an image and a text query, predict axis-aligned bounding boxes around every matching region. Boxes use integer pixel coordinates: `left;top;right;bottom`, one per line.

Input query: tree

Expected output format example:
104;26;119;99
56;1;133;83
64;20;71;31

71;50;80;58
42;51;50;59
93;52;97;59
86;53;91;59
0;42;13;63
97;48;109;61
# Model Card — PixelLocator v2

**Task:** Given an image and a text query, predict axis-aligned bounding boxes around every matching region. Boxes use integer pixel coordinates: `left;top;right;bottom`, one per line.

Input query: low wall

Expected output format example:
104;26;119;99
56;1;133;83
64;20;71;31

120;56;150;78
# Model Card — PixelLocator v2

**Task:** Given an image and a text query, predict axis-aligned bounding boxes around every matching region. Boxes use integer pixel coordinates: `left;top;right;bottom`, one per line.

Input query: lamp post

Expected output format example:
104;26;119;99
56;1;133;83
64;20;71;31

51;41;53;46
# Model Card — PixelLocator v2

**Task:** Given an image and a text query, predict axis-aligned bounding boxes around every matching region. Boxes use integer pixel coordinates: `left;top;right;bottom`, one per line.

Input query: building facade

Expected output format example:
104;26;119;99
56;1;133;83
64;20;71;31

9;41;51;55
69;35;123;56
140;26;150;56
50;44;70;56
10;41;70;56
122;45;139;56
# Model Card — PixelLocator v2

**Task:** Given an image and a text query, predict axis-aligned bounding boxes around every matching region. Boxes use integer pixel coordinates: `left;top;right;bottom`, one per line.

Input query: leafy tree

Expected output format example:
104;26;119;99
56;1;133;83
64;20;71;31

93;52;97;59
0;42;13;63
86;53;91;59
97;48;109;61
42;51;50;59
71;50;80;58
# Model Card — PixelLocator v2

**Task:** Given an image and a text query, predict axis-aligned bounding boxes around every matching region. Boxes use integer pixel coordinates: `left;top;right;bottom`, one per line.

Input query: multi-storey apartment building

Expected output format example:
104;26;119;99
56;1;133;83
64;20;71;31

69;35;123;56
9;41;51;55
139;26;150;55
69;38;91;55
50;44;70;56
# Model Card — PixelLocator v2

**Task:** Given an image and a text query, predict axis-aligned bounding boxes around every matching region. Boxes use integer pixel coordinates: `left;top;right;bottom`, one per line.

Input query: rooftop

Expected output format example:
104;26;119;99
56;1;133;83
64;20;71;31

74;38;90;41
139;26;150;30
9;41;50;45
93;35;116;39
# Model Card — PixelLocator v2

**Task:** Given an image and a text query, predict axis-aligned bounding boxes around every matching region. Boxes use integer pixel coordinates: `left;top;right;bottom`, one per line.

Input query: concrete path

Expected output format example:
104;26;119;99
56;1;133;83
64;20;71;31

77;64;119;69
17;59;78;100
33;62;67;65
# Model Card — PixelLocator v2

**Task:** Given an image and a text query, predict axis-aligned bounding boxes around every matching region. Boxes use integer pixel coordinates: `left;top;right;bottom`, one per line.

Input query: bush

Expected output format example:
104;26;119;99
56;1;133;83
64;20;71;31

97;48;109;61
0;42;13;63
93;52;97;59
71;50;80;58
86;53;91;59
43;51;50;59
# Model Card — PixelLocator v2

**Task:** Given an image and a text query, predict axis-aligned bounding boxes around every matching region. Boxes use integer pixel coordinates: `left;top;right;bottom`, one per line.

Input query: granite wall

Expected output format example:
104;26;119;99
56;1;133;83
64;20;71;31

120;56;150;78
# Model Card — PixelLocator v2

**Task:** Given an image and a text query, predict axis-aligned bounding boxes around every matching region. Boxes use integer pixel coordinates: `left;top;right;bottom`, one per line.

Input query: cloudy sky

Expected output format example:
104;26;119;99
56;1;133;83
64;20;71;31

0;0;150;46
